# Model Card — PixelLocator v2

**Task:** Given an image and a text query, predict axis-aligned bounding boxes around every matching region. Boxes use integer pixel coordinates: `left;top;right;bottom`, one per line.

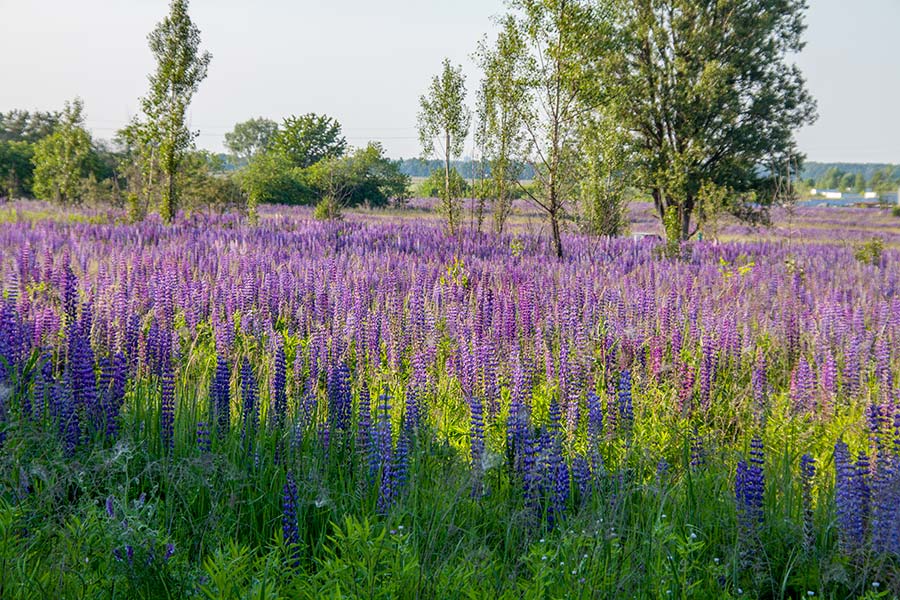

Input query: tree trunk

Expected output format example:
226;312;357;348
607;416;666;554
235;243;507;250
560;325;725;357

550;203;563;259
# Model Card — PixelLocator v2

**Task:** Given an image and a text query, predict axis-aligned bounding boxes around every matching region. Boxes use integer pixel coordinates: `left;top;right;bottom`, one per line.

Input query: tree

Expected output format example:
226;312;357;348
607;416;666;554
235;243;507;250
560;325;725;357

476;16;529;235
578;113;632;237
0;110;59;143
492;0;612;257
0;141;35;198
225;117;279;162
31;98;93;203
139;0;211;223
272;114;346;169
604;0;817;241
417;58;471;235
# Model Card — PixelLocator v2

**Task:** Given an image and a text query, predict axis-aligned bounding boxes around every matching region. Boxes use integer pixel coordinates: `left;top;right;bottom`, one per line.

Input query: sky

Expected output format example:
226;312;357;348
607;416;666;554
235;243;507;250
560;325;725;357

1;0;898;163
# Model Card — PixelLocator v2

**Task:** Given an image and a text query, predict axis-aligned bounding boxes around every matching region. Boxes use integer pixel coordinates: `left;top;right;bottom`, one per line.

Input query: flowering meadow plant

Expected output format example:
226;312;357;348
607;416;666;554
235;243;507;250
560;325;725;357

0;202;897;597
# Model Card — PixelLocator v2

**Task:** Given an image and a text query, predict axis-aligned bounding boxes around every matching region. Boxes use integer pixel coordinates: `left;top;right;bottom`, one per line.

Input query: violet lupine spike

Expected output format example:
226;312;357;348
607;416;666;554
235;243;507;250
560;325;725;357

327;361;351;435
272;345;287;430
240;358;258;448
211;356;231;439
196;420;211;453
282;471;299;550
469;395;484;468
735;438;764;538
160;356;175;452
834;440;865;552
617;369;634;434
800;453;815;551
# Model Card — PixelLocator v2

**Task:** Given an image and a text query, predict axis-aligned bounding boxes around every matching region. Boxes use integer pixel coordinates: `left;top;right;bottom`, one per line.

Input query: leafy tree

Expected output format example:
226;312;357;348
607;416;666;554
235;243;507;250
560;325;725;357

476;16;529;234
492;0;612;257
417;168;470;200
604;0;817;240
0;141;35;198
225;118;279;162
306;142;410;209
239;152;313;217
0;110;59;143
578;113;631;237
138;0;211;222
839;172;856;191
31;98;94;203
272;114;346;169
179;151;246;214
417;58;471;235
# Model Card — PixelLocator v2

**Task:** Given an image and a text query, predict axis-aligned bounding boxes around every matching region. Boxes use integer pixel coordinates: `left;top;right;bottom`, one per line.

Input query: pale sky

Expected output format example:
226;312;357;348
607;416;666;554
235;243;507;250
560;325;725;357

1;0;898;163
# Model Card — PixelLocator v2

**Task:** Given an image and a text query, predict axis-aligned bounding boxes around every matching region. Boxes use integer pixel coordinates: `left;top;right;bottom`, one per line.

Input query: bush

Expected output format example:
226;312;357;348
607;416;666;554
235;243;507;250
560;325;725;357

416;167;470;198
854;237;884;265
892;205;900;218
313;196;342;220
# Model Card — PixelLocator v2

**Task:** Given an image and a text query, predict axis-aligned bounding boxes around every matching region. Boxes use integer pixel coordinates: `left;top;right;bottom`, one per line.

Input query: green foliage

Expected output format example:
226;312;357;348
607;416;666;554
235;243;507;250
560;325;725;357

476;16;529;234
31;98;94;203
224;117;279;162
891;205;900;218
418;58;471;234
604;0;817;240
577;114;631;238
306;142;410;209
853;237;884;266
313;196;343;221
494;0;614;257
0;109;59;143
272;113;346;169
138;0;212;222
0;140;35;198
417;167;469;199
179;151;246;214
239;151;315;208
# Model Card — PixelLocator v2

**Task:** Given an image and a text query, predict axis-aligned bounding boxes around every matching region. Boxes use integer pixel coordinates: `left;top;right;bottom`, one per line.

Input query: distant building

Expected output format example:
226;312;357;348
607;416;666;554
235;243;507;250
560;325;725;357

802;187;898;208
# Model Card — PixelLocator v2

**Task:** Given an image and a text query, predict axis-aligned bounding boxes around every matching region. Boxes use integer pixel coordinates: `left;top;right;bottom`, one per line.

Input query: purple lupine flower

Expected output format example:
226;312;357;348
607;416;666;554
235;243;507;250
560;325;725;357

282;471;299;555
272;345;287;429
689;428;705;470
699;340;718;409
106;495;115;518
375;388;394;513
469;395;484;468
240;358;258;447
164;544;175;562
834;440;865;552
160;356;175;452
572;454;591;503
800;453;815;550
734;436;765;536
871;445;896;554
357;380;372;470
677;360;694;414
545;397;569;527
751;352;768;411
789;357;816;413
196;421;211;453
211;356;230;439
617;369;633;433
327;361;351;434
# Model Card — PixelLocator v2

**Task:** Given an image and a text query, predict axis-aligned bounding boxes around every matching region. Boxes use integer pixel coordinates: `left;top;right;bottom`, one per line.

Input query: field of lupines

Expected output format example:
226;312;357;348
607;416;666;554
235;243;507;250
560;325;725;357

0;201;898;598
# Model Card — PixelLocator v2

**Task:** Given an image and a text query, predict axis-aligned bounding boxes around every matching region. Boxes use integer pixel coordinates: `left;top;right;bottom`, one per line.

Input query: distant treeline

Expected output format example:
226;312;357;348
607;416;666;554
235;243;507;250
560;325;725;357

395;158;535;181
801;162;900;186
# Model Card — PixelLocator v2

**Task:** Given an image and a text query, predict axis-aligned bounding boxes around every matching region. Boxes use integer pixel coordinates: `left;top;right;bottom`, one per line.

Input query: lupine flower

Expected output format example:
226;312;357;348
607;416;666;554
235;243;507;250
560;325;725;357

211;356;230;438
800;454;815;551
735;437;764;537
196;421;211;453
327;361;351;434
240;358;258;447
160;356;175;452
617;370;633;434
272;345;287;429
834;440;866;552
282;471;299;548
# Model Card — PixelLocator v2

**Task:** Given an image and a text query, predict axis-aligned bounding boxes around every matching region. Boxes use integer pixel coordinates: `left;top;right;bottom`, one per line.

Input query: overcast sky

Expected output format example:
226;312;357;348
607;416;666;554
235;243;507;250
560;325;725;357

1;0;898;163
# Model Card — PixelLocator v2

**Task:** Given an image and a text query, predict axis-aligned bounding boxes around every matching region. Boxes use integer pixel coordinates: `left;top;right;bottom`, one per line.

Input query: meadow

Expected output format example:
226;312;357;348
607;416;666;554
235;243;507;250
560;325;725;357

0;201;898;598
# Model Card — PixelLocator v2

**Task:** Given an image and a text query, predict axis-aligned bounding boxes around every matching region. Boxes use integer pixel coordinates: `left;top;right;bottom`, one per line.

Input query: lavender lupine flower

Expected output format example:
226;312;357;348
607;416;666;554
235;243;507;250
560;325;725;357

617;370;633;433
211;356;230;439
469;395;484;467
272;345;287;429
160;356;175;452
240;358;258;447
545;397;569;527
699;340;718;409
800;453;815;551
751;353;768;411
870;445;896;554
507;361;530;475
689;428;705;470
677;360;694;414
282;471;299;548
